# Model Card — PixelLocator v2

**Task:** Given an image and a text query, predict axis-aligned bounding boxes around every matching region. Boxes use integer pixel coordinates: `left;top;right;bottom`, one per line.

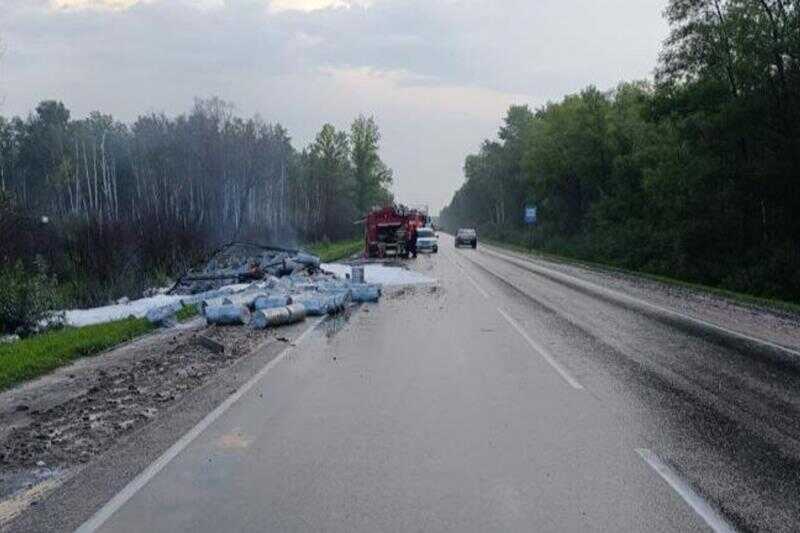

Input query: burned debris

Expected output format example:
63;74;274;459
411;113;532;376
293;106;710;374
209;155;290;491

146;242;381;329
170;242;321;295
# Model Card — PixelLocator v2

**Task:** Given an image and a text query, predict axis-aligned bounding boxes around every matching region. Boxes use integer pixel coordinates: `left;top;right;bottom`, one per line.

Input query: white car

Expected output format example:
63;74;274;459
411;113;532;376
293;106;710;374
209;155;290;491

416;227;439;253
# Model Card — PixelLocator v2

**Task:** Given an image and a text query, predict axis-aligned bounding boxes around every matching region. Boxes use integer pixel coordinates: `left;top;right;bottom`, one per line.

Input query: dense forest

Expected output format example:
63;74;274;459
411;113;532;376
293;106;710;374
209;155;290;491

441;0;800;302
0;96;392;325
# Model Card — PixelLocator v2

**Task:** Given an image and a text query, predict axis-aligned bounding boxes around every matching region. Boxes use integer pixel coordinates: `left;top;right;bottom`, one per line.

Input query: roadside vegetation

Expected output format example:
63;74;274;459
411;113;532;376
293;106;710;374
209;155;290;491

441;0;800;304
307;238;364;263
0;236;357;390
0;317;154;390
0;106;392;334
175;304;200;323
0;258;62;336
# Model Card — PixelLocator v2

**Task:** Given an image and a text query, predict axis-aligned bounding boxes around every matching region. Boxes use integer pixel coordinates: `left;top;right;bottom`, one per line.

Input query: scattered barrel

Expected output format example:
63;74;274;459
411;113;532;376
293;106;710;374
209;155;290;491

351;266;365;284
350;284;381;303
146;303;181;327
291;295;329;316
205;305;251;326
251;304;307;329
287;303;307;321
253;294;293;311
251;308;291;329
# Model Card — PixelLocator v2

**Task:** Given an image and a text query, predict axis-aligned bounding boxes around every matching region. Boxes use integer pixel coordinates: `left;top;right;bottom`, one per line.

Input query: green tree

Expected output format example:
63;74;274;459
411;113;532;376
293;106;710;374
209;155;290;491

350;115;393;215
309;123;353;240
523;87;613;236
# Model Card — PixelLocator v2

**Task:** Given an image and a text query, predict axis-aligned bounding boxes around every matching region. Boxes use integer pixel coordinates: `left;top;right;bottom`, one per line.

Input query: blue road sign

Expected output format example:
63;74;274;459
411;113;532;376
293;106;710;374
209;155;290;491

524;206;537;225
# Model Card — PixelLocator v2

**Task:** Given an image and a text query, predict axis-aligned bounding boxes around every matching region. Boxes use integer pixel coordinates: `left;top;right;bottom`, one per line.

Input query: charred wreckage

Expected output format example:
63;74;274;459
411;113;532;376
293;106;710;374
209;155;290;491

146;242;381;330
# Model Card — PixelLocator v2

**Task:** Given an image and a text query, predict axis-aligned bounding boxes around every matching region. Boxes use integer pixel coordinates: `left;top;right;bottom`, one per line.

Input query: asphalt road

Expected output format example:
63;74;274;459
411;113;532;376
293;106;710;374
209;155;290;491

18;234;800;532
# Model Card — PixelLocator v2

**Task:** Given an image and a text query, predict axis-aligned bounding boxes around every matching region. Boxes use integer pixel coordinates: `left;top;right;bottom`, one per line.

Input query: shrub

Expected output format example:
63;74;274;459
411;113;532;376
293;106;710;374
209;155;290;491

0;259;62;336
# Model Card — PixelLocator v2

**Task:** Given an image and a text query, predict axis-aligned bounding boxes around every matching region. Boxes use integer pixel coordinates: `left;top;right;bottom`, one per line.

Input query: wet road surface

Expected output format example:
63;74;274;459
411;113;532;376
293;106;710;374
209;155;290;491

35;235;800;532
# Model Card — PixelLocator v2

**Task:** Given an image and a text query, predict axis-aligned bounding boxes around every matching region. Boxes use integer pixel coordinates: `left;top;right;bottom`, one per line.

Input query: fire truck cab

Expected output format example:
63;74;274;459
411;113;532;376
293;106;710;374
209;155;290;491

365;206;428;259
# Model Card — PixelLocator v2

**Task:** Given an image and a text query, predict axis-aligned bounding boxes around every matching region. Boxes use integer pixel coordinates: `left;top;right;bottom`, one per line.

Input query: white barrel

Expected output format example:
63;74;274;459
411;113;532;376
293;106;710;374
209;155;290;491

146;303;180;326
350;284;381;303
291;295;328;316
205;305;251;326
351;266;365;284
253;294;292;311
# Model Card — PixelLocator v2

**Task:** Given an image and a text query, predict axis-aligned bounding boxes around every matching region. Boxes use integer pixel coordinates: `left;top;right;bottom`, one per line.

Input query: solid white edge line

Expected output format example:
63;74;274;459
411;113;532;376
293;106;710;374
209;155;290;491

636;448;738;533
497;307;583;390
450;256;490;299
75;317;326;533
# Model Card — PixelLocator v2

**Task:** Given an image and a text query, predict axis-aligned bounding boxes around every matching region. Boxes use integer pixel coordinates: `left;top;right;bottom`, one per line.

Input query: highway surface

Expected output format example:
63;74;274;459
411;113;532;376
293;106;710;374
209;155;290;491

13;234;800;532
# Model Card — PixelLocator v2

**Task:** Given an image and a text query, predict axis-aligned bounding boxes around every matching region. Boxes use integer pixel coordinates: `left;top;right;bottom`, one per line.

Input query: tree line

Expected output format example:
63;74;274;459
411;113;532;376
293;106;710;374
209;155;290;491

0;97;392;312
441;0;800;302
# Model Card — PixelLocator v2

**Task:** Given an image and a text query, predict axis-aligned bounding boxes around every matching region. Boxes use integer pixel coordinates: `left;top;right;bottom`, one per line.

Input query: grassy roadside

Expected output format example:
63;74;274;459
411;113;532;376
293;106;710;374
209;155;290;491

0;238;361;392
176;303;200;322
307;238;364;263
482;238;800;316
0;317;155;391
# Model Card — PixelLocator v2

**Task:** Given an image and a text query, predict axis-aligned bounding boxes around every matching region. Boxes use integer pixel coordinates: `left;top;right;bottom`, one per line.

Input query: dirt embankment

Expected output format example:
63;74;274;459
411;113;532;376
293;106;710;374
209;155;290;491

0;320;280;508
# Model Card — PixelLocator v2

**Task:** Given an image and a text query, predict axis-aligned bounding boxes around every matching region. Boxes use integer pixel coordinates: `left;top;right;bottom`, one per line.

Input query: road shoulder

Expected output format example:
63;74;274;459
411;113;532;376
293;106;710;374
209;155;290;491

2;317;324;533
482;242;800;351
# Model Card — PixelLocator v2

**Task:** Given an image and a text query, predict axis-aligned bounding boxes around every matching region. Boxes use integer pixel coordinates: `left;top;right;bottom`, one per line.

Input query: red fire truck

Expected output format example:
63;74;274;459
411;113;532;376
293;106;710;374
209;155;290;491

364;205;428;259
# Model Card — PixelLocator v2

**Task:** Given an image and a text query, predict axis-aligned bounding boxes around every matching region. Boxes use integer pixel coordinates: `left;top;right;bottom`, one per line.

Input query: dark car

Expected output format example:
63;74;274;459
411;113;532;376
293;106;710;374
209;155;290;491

455;228;477;248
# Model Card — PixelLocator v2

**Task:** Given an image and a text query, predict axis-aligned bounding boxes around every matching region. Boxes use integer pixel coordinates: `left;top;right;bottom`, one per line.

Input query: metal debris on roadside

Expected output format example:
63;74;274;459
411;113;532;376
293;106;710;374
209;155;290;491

170;242;322;295
194;335;226;354
141;242;383;330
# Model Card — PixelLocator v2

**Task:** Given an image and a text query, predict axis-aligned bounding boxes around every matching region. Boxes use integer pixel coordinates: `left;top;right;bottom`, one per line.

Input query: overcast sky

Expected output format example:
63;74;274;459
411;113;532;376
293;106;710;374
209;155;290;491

0;0;669;213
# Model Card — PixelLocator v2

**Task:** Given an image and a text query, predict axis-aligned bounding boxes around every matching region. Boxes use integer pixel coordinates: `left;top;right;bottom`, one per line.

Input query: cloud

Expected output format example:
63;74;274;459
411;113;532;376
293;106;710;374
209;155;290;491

49;0;222;10
7;0;667;101
269;0;372;13
50;0;144;9
50;0;371;13
1;0;670;210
